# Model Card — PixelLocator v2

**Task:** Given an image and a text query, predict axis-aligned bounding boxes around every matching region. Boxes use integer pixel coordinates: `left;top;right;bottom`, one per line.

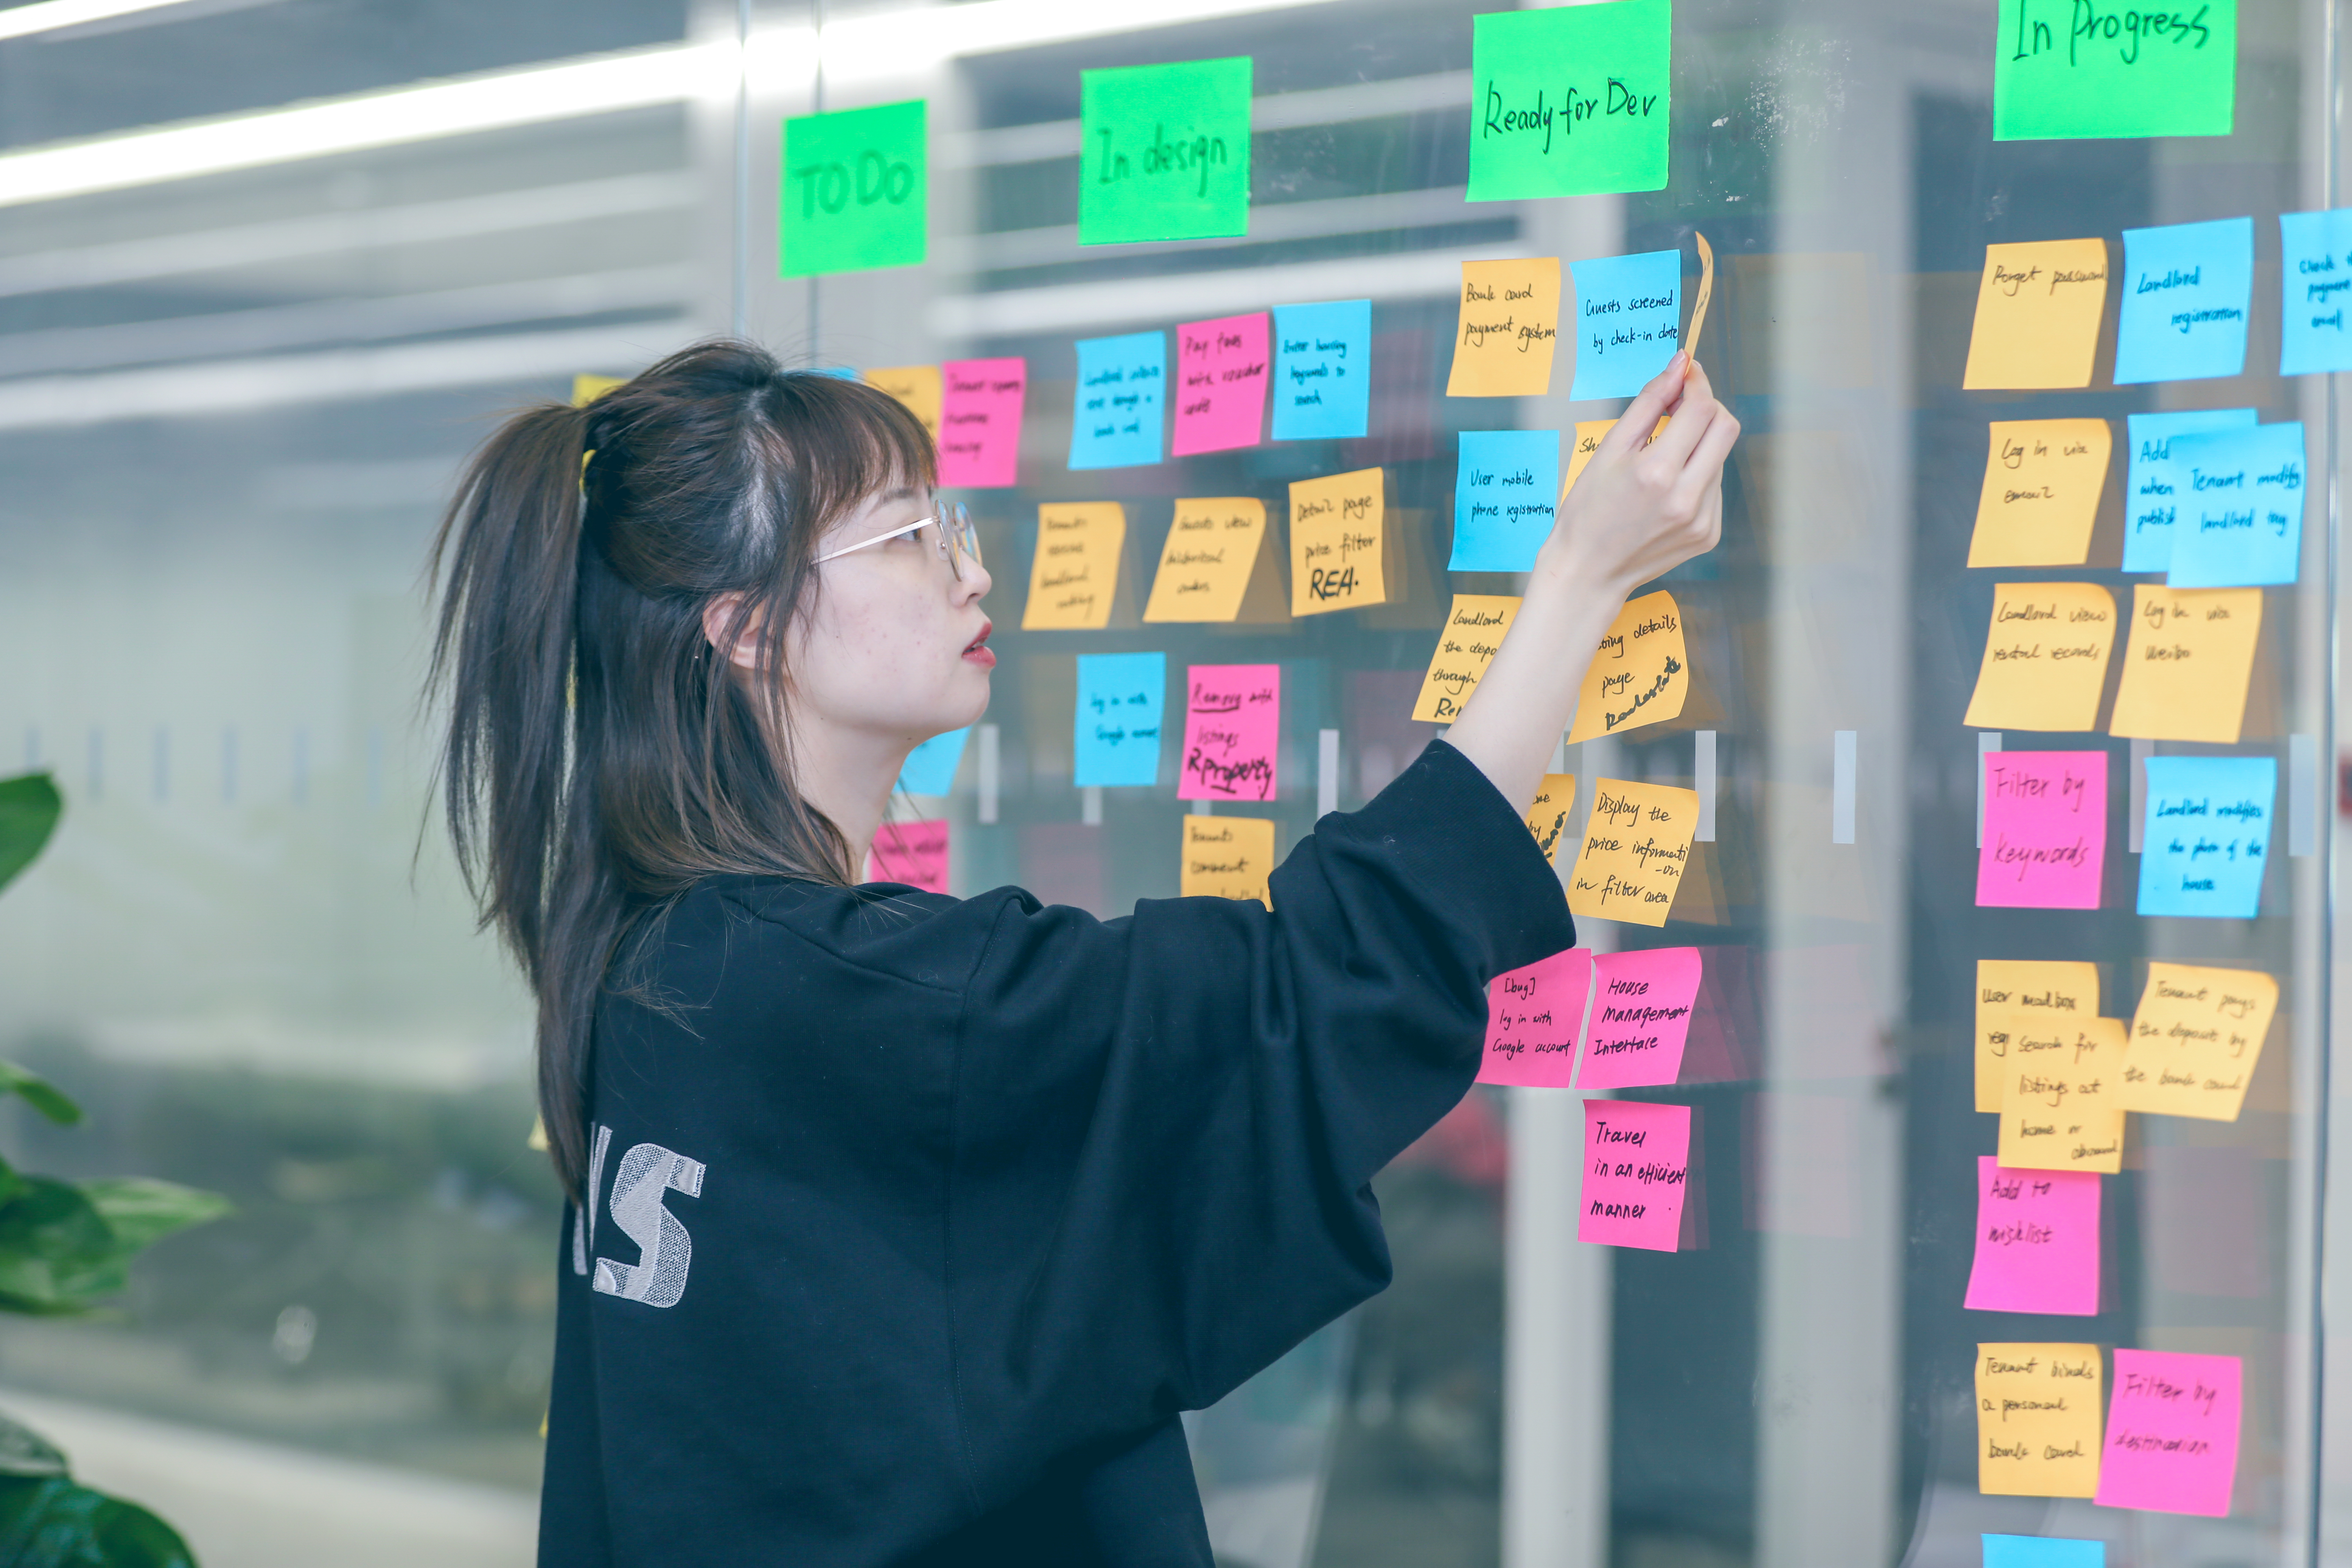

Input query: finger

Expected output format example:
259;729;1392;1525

1642;387;1718;468
1598;352;1690;456
1668;410;1741;517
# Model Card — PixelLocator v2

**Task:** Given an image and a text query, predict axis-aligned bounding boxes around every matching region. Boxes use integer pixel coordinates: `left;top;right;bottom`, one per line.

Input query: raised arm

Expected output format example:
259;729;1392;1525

1445;353;1740;816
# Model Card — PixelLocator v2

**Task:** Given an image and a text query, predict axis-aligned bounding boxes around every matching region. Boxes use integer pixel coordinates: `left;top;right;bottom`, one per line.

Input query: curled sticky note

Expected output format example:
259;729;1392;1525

1567;777;1699;927
1412;595;1521;723
2118;962;2277;1122
1580;946;1702;1090
1961;583;2118;732
1144;498;1282;624
2108;584;2262;744
1968;419;2111;568
1567;589;1688;743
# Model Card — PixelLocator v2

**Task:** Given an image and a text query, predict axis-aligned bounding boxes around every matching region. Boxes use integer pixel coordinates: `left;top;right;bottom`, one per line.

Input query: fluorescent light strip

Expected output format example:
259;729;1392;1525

821;0;1352;74
0;0;207;43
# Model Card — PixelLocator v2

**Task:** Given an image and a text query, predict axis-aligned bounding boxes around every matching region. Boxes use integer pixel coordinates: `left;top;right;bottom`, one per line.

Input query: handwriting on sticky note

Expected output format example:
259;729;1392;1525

781;99;926;276
1579;947;1702;1090
869;819;948;893
1578;1098;1690;1251
1969;420;2111;567
1965;1156;2101;1316
2136;755;2273;920
1526;773;1577;865
1977;751;2107;910
2123;407;2259;572
1975;960;2101;1113
2108;585;2262;743
2279;208;2352;376
1962;584;2116;732
1476;946;1592;1088
1997;1015;2127;1174
1567;590;1688;744
2115;218;2253;385
1072;651;1166;790
1180;814;1274;904
1021;503;1125;630
1180;664;1279;803
2119;962;2277;1122
1975;1343;2104;1497
937;358;1024;488
1563;415;1670;494
1962;239;2109;391
1144;498;1272;623
1270;299;1371;440
1570;249;1682;400
896;727;969;797
1412;595;1521;723
1449;430;1560;572
1289;467;1388;616
864;364;942;442
1070;331;1165;469
1994;0;2237;142
1445;258;1562;397
1567;778;1698;927
1466;1;1670;201
2095;1349;2242;1517
1079;56;1252;246
2163;422;2306;588
1171;312;1269;456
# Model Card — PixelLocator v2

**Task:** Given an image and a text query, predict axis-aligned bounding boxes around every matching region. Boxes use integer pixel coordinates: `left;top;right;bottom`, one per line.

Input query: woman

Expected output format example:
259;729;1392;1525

428;338;1735;1565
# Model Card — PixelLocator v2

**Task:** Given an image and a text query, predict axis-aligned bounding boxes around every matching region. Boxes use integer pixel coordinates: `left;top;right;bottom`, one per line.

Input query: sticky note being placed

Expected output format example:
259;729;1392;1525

1578;1098;1691;1251
2108;585;2262;743
1975;960;2101;1113
2163;422;2306;588
1994;0;2236;141
1568;590;1688;744
2114;218;2253;383
1289;467;1388;616
1975;1343;2103;1498
1477;946;1593;1088
1412;595;1521;723
1450;430;1560;571
1962;239;2110;391
1171;313;1269;455
780;99;926;276
1968;420;2112;568
1570;249;1682;400
896;727;969;796
1568;778;1699;927
1580;947;1703;1090
2120;962;2278;1121
1270;300;1371;440
938;358;1025;488
1446;259;1562;397
1144;498;1276;623
1965;1156;2101;1316
1526;774;1577;864
2279;208;2352;375
1022;503;1125;630
2122;407;2259;572
2136;755;2273;919
1079;56;1251;245
1070;332;1166;469
1466;0;1670;201
1072;651;1166;788
1962;584;2118;732
1978;751;2107;910
1180;815;1274;904
2095;1349;2242;1517
1996;1015;2127;1175
869;819;948;893
1982;1535;2104;1568
1180;664;1279;803
864;365;941;442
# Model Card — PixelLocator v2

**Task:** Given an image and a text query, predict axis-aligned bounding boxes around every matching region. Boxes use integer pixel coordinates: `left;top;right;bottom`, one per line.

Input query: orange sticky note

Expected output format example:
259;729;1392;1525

1563;416;1670;495
1566;778;1699;927
1526;774;1577;866
1446;258;1562;397
1144;498;1277;623
2119;962;2280;1122
1976;1343;2105;1498
1962;238;2110;391
1021;502;1125;630
1969;419;2112;567
2107;584;2263;743
1566;590;1688;743
863;364;943;442
1996;1015;2127;1174
1288;467;1388;616
1961;583;2118;732
1180;814;1274;904
1974;960;2101;1114
1412;595;1521;722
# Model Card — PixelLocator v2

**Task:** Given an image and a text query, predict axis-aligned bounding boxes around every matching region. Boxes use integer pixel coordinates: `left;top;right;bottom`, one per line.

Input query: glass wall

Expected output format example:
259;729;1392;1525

0;0;2344;1564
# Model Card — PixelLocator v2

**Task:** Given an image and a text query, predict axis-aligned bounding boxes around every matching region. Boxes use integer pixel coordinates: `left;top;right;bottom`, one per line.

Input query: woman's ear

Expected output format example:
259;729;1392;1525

700;593;765;673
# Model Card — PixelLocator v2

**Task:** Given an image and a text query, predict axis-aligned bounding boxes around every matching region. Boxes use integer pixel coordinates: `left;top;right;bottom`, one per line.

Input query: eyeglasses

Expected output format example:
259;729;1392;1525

812;501;984;581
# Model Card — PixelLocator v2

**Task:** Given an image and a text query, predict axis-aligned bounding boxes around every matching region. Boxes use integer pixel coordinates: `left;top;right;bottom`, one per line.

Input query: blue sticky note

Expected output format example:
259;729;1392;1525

1982;1536;2104;1568
2279;209;2352;374
2123;407;2259;573
896;727;969;796
1569;249;1681;400
1073;652;1166;788
814;365;861;379
2137;756;2274;919
2164;422;2306;587
1069;331;1166;469
1449;430;1561;572
1270;300;1372;440
2114;217;2253;384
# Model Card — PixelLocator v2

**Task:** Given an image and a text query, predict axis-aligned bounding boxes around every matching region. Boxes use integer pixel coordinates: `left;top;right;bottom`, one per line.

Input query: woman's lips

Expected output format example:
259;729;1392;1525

962;622;995;668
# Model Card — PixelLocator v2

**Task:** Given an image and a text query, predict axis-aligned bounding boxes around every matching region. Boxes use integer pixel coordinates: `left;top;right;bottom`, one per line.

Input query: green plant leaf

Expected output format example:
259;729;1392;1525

0;1475;196;1568
0;774;61;897
0;1411;67;1479
0;1060;80;1126
78;1178;232;1253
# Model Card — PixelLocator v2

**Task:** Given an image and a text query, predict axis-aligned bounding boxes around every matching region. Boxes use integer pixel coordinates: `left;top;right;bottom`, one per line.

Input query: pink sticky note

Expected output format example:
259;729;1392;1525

1578;1099;1692;1252
1977;750;2107;910
1477;946;1592;1087
1580;947;1703;1088
937;358;1026;488
2095;1349;2242;1517
1171;312;1271;456
1963;1155;2100;1315
1180;664;1280;802
870;819;948;893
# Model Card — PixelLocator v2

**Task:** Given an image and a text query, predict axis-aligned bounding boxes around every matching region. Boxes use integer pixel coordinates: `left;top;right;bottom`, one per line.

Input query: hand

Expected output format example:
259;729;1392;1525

1538;353;1738;600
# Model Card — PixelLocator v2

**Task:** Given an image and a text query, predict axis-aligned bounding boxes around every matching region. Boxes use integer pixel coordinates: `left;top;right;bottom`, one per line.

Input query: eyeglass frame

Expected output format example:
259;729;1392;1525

811;500;983;580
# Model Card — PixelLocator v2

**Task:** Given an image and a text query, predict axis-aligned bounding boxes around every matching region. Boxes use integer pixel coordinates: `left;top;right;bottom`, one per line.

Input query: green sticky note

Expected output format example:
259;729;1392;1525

1994;0;2235;141
1079;57;1252;246
1466;0;1672;202
780;99;927;276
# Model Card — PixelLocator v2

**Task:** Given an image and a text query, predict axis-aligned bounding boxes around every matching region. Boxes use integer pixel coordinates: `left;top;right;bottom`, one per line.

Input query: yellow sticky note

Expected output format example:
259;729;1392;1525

2108;585;2263;744
1961;238;2110;391
1961;583;2118;732
571;373;625;407
1180;815;1274;904
1144;498;1273;623
1021;503;1125;631
1412;595;1521;723
1976;1343;2104;1498
1445;258;1562;397
1562;416;1669;496
1974;960;2101;1114
1968;420;2112;567
1567;590;1688;744
1525;775;1576;866
864;365;942;442
2119;962;2280;1122
1566;778;1698;927
1996;1015;2127;1174
1289;467;1388;616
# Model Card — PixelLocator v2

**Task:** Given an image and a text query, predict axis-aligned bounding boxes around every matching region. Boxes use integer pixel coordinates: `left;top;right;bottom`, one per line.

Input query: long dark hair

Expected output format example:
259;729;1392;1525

427;340;937;1195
